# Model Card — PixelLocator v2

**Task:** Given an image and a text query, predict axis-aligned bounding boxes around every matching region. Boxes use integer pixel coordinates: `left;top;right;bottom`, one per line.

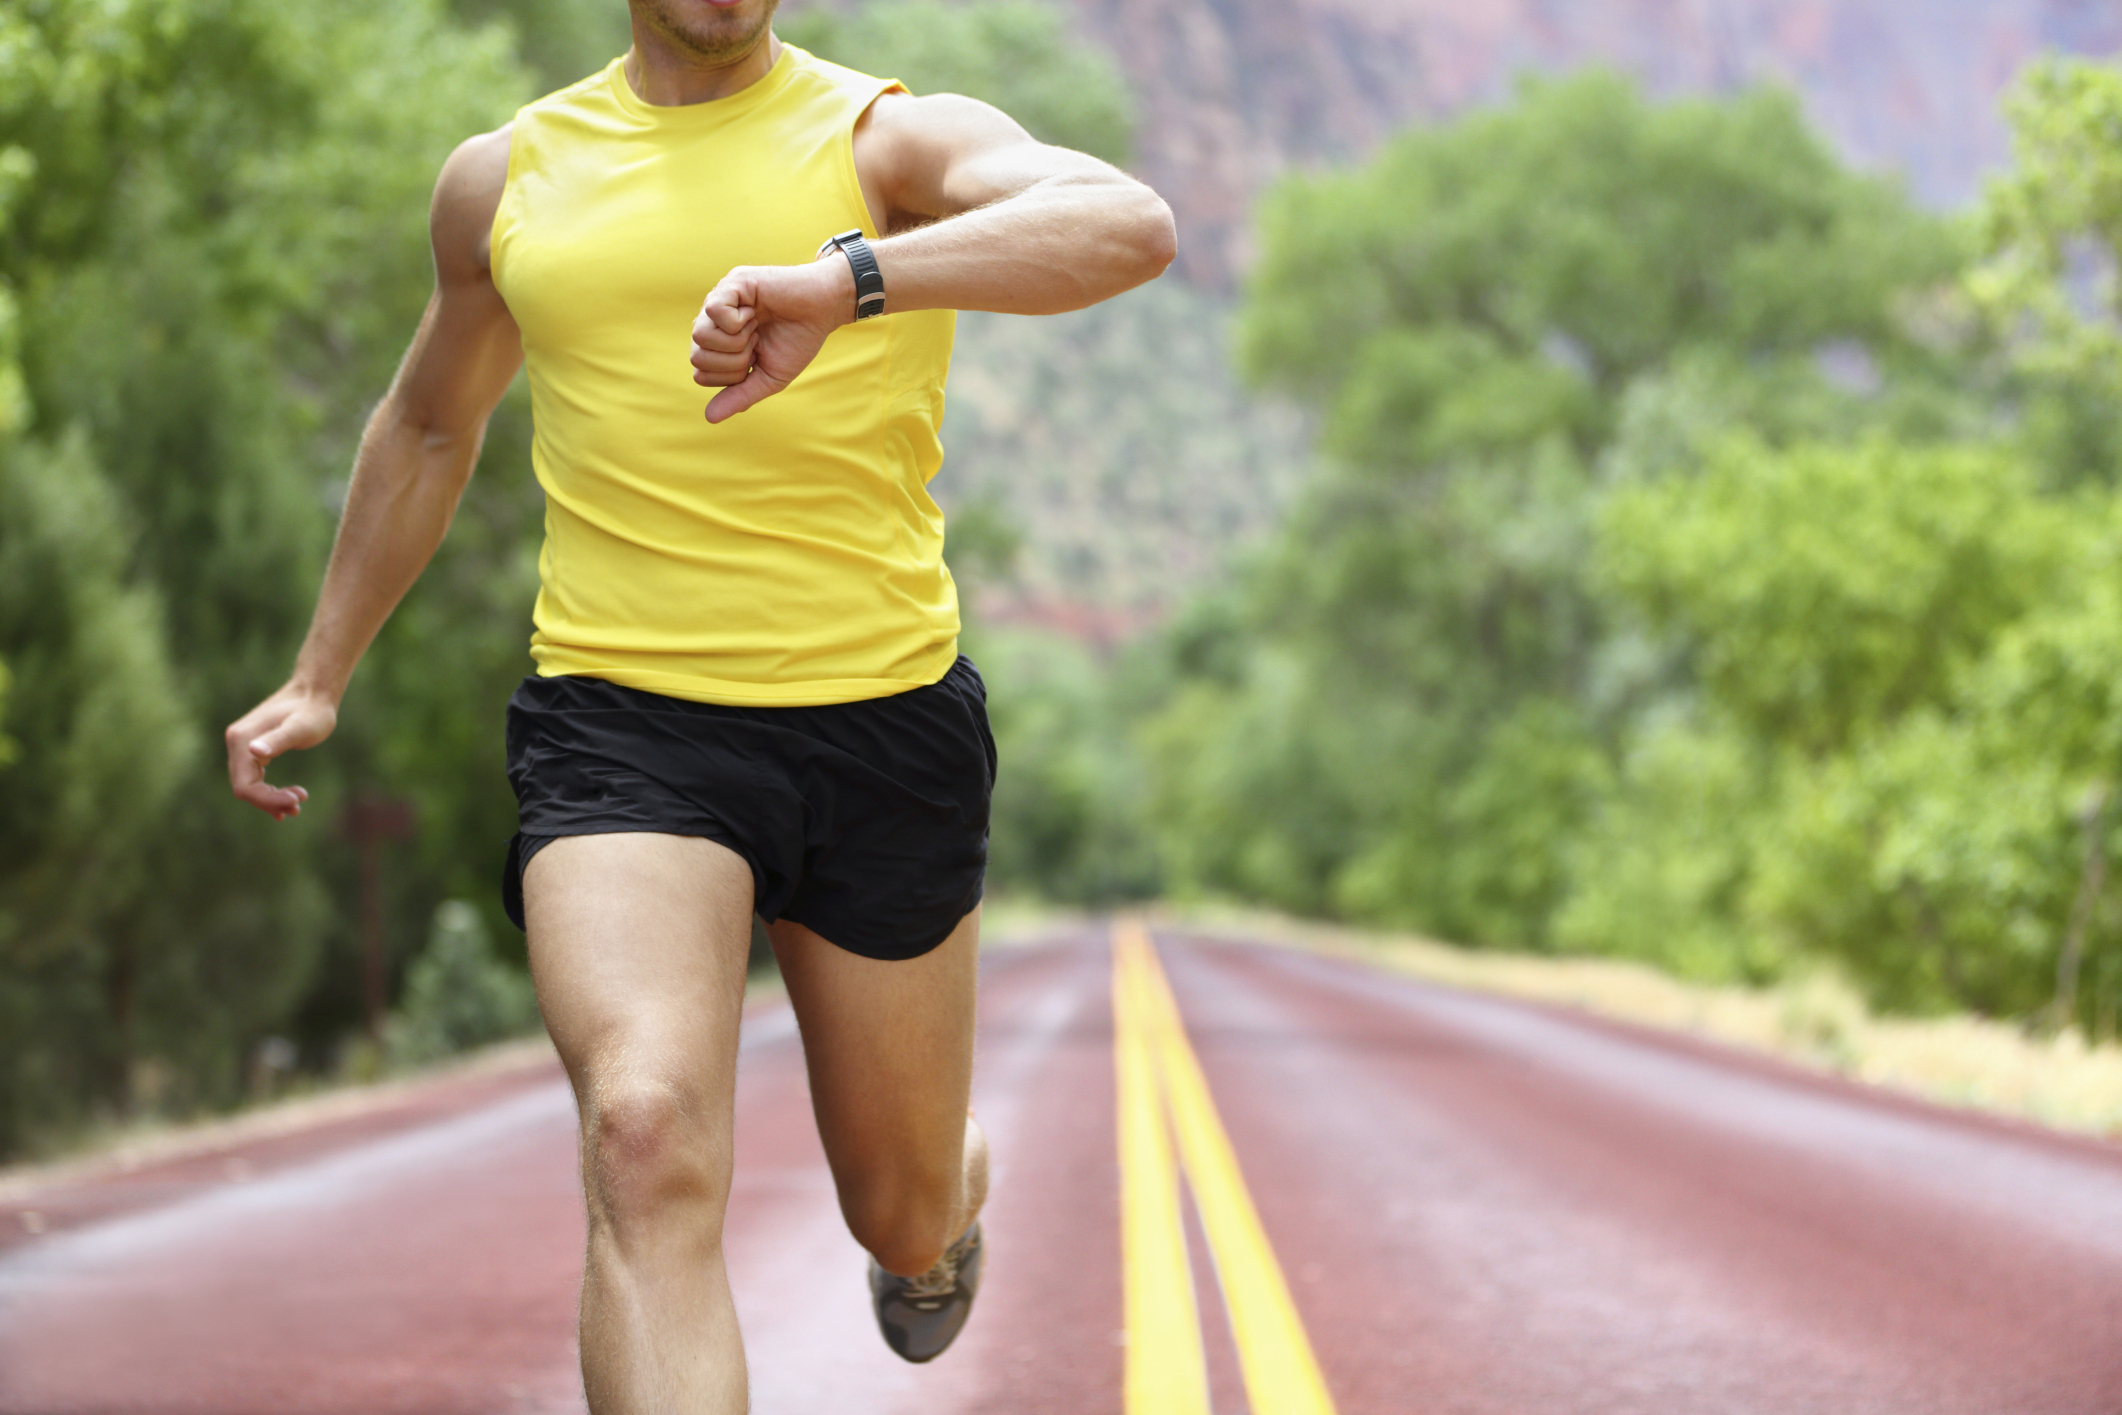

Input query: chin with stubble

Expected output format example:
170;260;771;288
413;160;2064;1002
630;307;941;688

633;0;780;65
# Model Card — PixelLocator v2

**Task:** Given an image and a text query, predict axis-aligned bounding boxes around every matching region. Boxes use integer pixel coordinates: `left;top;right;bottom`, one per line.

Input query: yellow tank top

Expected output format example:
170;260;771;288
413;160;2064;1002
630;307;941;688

490;46;959;706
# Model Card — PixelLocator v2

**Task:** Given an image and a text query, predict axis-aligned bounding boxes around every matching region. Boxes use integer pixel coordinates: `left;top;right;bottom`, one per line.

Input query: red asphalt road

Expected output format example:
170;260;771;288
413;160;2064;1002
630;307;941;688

2;926;2120;1413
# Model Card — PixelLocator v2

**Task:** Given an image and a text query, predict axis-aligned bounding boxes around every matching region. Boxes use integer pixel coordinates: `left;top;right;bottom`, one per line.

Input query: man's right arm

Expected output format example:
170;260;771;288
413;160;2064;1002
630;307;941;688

226;125;522;820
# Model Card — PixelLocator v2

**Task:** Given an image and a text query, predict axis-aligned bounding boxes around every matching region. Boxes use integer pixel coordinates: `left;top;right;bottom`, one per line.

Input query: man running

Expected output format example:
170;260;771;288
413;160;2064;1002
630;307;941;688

222;0;1174;1406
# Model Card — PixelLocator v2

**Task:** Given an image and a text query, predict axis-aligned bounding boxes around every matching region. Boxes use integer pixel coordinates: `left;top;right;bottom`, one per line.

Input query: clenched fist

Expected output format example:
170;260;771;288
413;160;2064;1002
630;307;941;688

690;252;857;423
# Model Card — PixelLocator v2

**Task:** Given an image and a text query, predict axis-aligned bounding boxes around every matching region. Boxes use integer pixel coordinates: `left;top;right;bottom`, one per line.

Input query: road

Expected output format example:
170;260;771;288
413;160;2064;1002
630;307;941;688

2;923;2119;1413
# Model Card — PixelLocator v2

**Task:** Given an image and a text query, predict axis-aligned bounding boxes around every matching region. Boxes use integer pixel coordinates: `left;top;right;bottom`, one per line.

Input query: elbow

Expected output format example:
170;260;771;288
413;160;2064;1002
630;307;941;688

381;392;481;461
1134;191;1178;283
366;396;487;498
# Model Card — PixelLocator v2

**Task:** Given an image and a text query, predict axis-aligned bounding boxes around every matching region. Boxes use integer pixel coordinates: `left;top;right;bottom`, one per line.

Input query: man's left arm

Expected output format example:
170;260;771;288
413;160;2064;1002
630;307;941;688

690;92;1176;422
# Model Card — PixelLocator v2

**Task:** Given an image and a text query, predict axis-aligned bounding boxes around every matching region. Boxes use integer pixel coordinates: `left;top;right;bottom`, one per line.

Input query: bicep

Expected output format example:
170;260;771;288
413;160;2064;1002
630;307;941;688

866;92;1120;226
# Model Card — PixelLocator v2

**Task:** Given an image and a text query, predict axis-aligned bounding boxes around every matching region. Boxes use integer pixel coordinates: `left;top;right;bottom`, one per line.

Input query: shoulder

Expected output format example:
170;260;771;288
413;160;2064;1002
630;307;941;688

854;90;1031;171
439;125;514;208
433;124;514;275
782;44;895;102
858;89;1027;145
429;65;616;275
852;88;1038;210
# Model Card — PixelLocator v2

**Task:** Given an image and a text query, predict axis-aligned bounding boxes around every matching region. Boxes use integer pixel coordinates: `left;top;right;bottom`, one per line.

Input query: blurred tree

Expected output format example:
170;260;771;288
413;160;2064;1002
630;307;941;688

1550;711;1775;980
1149;72;1963;950
1243;72;1959;450
1598;436;2073;757
1580;435;2086;1000
385;900;540;1067
448;0;632;88
0;0;528;1154
1968;58;2122;491
783;0;1132;163
971;628;1162;903
1973;60;2122;396
0;432;196;1141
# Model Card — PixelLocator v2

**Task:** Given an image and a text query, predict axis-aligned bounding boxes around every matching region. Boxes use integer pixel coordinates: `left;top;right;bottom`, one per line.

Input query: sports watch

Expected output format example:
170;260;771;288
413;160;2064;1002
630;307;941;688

817;229;887;321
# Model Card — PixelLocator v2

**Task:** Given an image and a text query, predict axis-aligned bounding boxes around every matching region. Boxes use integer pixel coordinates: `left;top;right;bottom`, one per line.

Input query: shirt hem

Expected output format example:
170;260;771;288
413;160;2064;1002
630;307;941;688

532;644;960;707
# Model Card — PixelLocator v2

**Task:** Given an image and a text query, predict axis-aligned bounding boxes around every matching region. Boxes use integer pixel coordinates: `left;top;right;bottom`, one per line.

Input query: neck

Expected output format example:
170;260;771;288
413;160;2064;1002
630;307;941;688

623;26;780;106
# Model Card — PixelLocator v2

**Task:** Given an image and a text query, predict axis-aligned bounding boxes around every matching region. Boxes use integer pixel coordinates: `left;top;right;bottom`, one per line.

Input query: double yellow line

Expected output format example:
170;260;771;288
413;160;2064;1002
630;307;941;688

1111;921;1338;1415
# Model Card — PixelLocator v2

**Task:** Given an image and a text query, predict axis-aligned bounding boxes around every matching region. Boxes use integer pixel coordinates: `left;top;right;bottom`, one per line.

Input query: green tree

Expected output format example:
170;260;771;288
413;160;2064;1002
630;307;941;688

0;432;197;1142
449;0;632;89
1973;60;2122;397
972;628;1161;903
1578;435;2085;999
1150;72;1962;950
0;0;528;1154
1965;59;2122;490
386;900;540;1067
1243;72;1958;450
1598;436;2073;757
784;0;1132;163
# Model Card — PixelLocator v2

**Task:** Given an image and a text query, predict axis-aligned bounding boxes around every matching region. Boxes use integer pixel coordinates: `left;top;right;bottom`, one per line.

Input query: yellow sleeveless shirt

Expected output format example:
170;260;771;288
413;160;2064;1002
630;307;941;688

490;46;959;706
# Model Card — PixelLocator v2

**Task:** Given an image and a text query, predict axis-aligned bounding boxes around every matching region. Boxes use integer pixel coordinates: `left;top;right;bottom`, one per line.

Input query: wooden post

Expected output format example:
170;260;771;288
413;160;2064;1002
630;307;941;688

2053;782;2111;1036
342;794;416;1037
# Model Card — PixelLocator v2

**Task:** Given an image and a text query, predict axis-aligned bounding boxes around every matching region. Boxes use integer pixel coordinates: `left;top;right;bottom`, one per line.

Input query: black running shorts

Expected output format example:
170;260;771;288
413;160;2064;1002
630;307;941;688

501;656;995;961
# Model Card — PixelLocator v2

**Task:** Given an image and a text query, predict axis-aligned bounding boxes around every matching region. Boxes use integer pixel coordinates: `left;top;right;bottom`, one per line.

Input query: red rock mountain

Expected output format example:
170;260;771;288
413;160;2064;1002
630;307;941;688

1060;0;2122;286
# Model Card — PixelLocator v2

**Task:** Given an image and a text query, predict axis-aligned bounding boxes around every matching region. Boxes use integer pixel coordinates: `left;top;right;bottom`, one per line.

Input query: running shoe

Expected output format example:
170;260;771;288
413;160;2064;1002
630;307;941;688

869;1221;984;1363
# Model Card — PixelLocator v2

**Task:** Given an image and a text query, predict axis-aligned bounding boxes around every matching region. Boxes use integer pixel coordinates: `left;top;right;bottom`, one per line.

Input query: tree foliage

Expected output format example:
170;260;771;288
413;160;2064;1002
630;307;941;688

1973;59;2122;393
0;0;531;1155
1116;62;2122;1035
386;901;540;1067
1137;72;1967;952
1243;73;1956;445
784;0;1132;163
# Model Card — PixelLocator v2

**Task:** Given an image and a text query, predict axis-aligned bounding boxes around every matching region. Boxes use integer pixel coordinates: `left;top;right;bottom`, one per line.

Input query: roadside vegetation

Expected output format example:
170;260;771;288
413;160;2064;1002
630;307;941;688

4;0;2121;1161
1152;906;2122;1139
1002;63;2122;1050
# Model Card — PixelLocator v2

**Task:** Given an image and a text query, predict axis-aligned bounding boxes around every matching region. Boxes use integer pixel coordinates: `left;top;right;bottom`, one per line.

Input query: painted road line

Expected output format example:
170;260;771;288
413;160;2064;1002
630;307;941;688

1113;924;1213;1415
1117;921;1341;1415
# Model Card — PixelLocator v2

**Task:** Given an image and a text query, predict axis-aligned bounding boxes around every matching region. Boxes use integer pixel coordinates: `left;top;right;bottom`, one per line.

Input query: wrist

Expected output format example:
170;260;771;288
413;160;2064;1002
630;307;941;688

814;229;886;323
285;665;347;708
810;249;858;328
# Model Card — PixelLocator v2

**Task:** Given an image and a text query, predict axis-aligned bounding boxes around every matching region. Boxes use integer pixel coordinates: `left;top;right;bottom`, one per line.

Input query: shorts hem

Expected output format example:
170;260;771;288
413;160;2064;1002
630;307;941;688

778;876;985;963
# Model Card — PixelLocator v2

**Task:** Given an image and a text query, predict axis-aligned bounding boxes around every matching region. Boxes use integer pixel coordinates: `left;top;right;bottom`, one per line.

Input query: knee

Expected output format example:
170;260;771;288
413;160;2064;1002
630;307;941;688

841;1163;959;1277
583;1078;726;1236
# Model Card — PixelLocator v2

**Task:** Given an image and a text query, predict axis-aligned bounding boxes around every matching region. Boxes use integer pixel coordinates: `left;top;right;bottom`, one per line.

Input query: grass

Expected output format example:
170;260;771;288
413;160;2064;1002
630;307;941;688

15;903;2116;1189
0;972;789;1194
1150;901;2122;1141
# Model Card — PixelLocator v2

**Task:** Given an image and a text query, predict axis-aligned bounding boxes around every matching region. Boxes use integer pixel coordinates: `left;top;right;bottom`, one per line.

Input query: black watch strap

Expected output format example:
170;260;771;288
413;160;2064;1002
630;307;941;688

817;229;886;320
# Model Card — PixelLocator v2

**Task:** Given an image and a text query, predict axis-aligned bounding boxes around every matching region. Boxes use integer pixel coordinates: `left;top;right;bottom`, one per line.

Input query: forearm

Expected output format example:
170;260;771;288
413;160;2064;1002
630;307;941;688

875;173;1175;316
288;405;480;703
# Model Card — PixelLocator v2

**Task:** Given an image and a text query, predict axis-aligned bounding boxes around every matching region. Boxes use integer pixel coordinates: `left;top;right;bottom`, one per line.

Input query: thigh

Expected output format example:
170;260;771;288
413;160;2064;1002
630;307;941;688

770;906;981;1184
524;833;756;1121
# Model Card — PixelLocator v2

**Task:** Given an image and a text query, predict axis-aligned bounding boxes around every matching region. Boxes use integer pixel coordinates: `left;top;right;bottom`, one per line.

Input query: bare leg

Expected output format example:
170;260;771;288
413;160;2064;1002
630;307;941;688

525;833;755;1415
770;907;988;1277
